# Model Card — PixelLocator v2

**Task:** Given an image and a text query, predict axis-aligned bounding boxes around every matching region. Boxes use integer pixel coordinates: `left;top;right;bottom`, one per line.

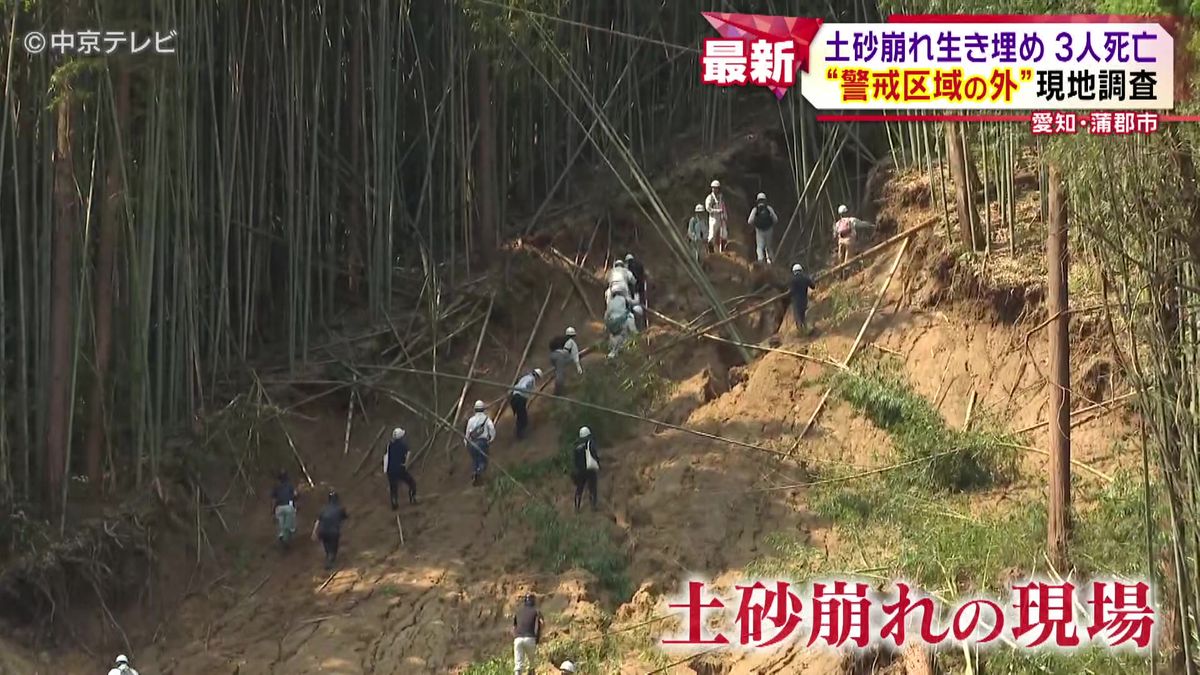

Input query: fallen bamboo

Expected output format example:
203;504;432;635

396;513;405;546
648;308;845;370
549;246;595;315
793;238;911;447
559;218;604;312
964;390;978;431
996;441;1114;483
498;285;556;422
653;216;937;357
1014;389;1140;434
253;372;315;487
438;295;495;452
353;426;387;476
342;389;355;455
317;572;338;592
355;366;806;463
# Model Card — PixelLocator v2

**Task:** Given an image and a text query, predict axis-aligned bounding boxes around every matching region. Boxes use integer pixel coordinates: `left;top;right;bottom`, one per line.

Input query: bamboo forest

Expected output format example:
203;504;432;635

2;0;1200;673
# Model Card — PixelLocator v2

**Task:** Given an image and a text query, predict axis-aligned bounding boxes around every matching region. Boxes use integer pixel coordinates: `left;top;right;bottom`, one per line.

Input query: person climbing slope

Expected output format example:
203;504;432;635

705;179;729;253
624;253;648;326
464;400;497;486
270;470;298;550
571;426;600;512
548;327;582;395
833;204;873;268
686;204;707;262
790;263;817;334
747;192;779;265
604;295;641;358
311;489;349;570
383;427;417;509
512;593;544;675
107;654;139;675
604;258;636;305
510;368;543;440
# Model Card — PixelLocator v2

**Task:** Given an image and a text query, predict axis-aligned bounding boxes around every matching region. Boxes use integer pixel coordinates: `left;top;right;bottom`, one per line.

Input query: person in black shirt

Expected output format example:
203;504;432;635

790;263;817;334
512;594;543;674
311;490;349;570
383;428;417;510
624;254;648;328
571;427;600;512
270;471;298;547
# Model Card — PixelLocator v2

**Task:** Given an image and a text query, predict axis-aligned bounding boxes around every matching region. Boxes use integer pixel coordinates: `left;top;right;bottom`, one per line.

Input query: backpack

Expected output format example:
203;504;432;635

549;334;568;352
836;217;854;238
605;311;629;336
754;206;774;230
469;417;490;442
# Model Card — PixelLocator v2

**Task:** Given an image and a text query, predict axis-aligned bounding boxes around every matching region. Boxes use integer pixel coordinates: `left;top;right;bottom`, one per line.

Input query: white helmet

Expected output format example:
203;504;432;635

115;655;129;665
625;253;634;262
474;400;486;411
614;259;625;268
579;426;591;438
392;427;405;440
559;662;578;673
838;204;848;215
756;192;767;201
694;203;704;213
633;305;644;314
792;263;803;274
565;326;576;337
533;368;544;378
710;179;720;188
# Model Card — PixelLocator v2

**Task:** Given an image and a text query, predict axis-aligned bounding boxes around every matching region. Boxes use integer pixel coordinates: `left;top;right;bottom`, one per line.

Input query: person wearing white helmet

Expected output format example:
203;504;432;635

747;192;779;265
571;426;600;511
558;660;578;673
833;204;873;268
548;326;583;395
107;654;139;675
790;263;817;334
604;259;636;305
383;426;417;509
624;253;648;326
705;179;728;253
510;368;544;440
686;203;707;261
464;400;497;486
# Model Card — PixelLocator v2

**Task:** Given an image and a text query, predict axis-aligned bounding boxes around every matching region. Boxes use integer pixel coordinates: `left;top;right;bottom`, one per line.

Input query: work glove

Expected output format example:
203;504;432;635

576;365;583;375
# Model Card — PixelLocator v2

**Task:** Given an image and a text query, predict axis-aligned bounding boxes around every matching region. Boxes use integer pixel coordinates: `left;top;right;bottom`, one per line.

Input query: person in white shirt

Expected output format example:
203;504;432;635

509;368;543;440
107;654;139;675
604;259;636;305
747;192;779;265
705;179;728;253
548;327;583;394
464;400;497;486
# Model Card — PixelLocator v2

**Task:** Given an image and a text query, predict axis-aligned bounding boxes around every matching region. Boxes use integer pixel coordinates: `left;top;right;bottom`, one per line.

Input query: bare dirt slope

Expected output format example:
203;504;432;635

21;141;1134;675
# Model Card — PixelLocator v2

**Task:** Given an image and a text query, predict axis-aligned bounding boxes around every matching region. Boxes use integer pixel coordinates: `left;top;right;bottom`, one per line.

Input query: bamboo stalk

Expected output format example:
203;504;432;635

793;238;911;445
497;285;553;422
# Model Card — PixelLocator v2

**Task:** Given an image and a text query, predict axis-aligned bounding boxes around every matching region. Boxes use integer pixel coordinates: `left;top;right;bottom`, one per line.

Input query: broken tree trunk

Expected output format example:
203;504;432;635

1046;162;1071;571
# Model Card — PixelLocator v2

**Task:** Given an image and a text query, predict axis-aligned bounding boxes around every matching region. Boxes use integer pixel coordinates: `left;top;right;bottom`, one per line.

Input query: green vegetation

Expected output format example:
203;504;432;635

749;475;1156;674
488;347;667;603
832;360;1019;491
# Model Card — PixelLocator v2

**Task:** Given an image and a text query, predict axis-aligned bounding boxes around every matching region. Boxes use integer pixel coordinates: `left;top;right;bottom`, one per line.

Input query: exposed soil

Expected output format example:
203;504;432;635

4;134;1137;675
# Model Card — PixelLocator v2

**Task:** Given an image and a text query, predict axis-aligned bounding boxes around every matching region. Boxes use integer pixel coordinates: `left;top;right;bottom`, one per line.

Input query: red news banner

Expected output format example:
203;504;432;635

699;12;1186;134
659;578;1155;652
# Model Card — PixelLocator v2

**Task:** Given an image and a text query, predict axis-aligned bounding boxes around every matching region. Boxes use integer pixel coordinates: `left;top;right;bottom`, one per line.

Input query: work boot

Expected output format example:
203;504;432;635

409;490;418;505
471;471;480;487
390;496;399;511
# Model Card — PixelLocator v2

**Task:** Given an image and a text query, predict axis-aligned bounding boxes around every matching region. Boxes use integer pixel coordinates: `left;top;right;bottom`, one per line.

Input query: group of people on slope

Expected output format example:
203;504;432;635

604;253;648;359
686;179;780;265
270;470;350;570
